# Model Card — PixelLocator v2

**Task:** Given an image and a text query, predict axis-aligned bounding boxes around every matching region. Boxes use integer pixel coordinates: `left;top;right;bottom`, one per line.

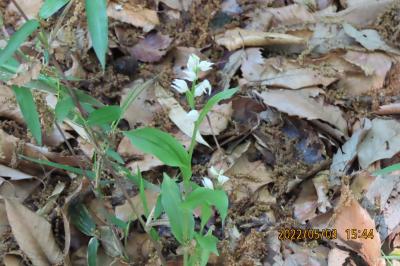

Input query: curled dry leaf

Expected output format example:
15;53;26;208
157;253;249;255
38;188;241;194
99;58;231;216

129;32;173;63
333;196;382;266
107;2;159;32
5;198;63;266
215;28;306;51
241;48;337;89
254;89;348;135
357;118;400;169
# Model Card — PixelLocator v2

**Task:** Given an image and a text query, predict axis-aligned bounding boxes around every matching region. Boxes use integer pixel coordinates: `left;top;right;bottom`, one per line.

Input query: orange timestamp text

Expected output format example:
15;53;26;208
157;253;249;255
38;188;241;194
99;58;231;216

278;228;338;241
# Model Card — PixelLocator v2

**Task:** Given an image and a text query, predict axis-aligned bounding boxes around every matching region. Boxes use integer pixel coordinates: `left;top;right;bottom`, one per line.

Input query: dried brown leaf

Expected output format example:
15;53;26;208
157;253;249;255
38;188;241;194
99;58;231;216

215;28;306;51
129;32;172;63
5;198;63;266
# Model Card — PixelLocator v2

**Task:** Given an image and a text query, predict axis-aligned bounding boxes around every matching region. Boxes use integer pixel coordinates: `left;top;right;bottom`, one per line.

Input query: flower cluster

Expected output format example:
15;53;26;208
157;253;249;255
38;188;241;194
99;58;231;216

171;54;213;123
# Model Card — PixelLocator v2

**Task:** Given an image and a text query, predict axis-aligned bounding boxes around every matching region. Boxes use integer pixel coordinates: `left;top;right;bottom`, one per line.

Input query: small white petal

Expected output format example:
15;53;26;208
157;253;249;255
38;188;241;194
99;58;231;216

186;110;199;122
114;4;123;11
171;79;189;93
209;166;219;177
198;61;213;72
202;177;214;189
218;174;229;185
194;80;212;97
183;70;197;81
187;54;200;72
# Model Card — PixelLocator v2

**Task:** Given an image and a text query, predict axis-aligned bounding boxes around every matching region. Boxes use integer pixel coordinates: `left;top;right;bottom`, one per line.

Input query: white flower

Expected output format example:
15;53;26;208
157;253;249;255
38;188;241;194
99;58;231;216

187;54;201;72
183;54;214;81
114;4;123;11
198;60;213;72
194;80;212;97
183;69;197;81
171;79;189;94
209;166;229;185
202;177;214;189
186;109;199;122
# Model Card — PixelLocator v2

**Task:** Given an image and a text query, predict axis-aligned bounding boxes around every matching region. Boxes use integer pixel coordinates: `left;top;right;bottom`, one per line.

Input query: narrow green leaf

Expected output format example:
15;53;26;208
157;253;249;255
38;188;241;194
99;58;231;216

182;187;229;222
40;0;70;19
200;204;212;231
161;174;194;243
87;237;99;266
124;128;190;171
0;19;39;67
12;86;42;145
139;171;150;217
69;202;97;236
373;163;400;176
195;232;219;266
84;0;108;68
19;155;95;179
55;95;74;122
106;148;124;164
87;105;121;126
198;88;238;126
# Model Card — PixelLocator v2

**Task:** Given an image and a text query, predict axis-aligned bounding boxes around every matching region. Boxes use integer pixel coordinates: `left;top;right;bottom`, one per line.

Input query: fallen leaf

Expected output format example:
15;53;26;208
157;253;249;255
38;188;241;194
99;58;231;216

327;248;353;266
376;103;400;115
267;4;315;27
330;118;371;178
0;164;34;181
312;171;332;213
199;103;233;136
115;190;159;222
293;180;318;223
255;89;348;134
5;198;63;266
219;50;244;90
357;119;400;169
7;0;42;19
309;23;354;54
333;196;382;266
129;32;172;63
241;49;338;89
121;79;162;128
107;2;159;32
343;23;400;54
215;28;306;51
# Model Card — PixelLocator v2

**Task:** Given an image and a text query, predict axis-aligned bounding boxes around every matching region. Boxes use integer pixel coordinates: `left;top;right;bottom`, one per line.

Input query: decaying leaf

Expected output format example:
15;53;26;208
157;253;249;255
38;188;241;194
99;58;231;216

5;198;63;266
357;119;400;169
129;32;172;63
333;196;382;266
255;89;348;134
216;28;306;51
199;103;233;136
107;2;159;32
115;190;159;222
294;180;318;223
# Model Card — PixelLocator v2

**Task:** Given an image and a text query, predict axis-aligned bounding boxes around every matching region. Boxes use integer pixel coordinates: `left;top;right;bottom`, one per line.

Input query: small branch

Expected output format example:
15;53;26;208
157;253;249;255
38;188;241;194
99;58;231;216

10;0;29;21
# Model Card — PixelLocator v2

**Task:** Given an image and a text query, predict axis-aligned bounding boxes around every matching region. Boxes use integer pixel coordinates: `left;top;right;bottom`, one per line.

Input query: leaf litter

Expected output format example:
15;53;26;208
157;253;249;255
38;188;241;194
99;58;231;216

4;0;400;265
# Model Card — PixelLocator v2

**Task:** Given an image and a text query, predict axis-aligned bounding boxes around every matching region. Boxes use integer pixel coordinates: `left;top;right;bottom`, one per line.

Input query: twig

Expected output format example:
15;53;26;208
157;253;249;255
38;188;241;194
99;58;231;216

10;0;29;21
206;114;221;152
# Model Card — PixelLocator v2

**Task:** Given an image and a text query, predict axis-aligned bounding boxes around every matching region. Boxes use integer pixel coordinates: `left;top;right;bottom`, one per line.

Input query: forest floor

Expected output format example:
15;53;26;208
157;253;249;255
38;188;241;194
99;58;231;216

2;0;400;265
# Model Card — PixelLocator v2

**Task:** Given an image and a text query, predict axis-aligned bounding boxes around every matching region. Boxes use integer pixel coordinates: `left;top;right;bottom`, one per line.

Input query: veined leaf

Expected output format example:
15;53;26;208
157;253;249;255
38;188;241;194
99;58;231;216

12;86;42;145
55;95;74;122
124;127;190;170
40;0;70;19
84;0;108;69
87;105;121;126
161;174;194;243
69;202;96;236
0;20;39;67
182;187;229;222
87;237;99;266
194;232;219;266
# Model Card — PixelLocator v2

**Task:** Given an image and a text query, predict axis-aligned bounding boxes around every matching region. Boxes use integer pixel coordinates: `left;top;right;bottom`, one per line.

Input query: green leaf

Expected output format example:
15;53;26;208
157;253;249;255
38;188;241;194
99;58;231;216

55;95;74;122
195;232;219;266
19;155;95;179
161;174;194;243
200;204;212;231
373;163;400;176
12;86;42;145
198;88;238;126
87;237;99;266
0;19;39;67
84;0;108;69
182;187;229;222
105;148;124;164
124;128;190;171
40;0;70;19
69;202;97;236
87;105;121;126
